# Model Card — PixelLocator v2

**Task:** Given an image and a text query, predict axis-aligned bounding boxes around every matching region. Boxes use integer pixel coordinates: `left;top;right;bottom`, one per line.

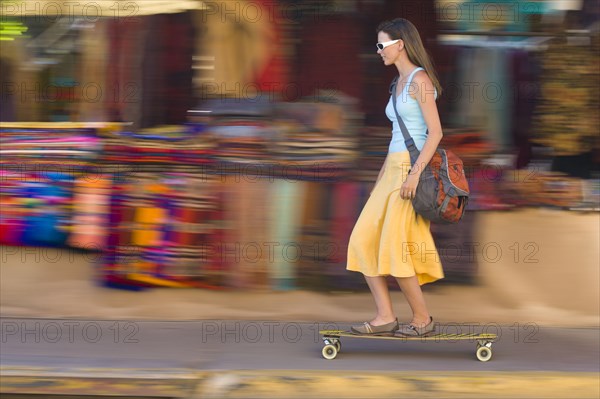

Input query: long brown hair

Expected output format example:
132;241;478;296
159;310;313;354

377;18;442;97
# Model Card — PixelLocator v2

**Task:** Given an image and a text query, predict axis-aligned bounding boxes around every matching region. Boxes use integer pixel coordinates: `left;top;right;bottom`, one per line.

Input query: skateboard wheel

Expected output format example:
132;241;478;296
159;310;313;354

322;344;338;360
328;339;341;352
476;345;493;362
334;340;341;352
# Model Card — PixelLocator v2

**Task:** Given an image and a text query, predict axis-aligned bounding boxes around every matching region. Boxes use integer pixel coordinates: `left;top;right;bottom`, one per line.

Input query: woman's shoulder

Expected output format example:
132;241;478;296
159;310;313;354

410;69;438;100
411;69;433;86
410;69;437;98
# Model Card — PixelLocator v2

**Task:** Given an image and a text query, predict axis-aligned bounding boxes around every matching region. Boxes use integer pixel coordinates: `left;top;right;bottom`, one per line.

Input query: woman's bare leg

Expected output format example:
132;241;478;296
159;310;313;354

395;275;431;327
364;276;397;325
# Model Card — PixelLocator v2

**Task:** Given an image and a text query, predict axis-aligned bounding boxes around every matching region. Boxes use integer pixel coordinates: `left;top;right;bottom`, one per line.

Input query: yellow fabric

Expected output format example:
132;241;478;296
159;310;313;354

132;229;160;246
126;274;190;288
135;207;165;223
346;151;444;285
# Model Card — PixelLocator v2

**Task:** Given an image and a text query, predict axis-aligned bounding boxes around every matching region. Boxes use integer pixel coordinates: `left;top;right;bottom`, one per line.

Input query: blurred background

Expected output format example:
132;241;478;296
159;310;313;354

0;0;599;317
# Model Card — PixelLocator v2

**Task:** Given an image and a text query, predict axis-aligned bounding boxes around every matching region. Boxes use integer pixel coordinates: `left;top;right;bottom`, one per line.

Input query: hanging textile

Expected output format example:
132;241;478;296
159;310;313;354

78;19;109;122
532;38;600;177
200;0;288;98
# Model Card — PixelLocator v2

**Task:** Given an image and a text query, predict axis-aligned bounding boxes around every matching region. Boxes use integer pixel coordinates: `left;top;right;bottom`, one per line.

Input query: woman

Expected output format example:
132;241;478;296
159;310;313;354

346;18;444;337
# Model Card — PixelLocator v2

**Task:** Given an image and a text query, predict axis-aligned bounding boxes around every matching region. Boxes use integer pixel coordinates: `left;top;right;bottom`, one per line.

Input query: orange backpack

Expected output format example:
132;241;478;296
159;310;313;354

390;77;470;224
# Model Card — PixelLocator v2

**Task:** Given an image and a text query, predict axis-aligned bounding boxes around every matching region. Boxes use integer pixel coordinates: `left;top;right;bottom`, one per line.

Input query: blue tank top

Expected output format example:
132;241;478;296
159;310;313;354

385;67;437;153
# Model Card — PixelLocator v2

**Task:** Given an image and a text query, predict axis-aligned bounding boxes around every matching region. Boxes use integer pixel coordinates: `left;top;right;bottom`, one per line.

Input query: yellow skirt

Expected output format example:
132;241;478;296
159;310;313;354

346;151;444;285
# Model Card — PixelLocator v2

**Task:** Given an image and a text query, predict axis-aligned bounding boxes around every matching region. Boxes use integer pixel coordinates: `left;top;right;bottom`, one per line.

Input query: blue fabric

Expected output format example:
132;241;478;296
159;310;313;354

21;178;71;246
385;67;437;153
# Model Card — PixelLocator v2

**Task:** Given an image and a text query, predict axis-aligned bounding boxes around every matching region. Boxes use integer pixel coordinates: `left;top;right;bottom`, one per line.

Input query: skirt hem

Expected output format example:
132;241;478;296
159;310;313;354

346;266;444;286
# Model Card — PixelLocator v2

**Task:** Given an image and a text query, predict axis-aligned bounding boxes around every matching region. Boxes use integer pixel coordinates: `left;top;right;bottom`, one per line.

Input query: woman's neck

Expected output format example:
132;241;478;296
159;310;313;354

395;57;419;80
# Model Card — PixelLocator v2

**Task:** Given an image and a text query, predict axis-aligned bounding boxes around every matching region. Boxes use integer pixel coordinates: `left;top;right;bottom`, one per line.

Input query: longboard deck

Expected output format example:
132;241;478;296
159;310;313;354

320;330;498;342
319;329;498;361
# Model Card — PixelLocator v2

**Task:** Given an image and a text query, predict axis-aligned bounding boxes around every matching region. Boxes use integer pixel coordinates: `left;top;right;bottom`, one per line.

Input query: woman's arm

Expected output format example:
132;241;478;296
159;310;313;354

399;70;443;199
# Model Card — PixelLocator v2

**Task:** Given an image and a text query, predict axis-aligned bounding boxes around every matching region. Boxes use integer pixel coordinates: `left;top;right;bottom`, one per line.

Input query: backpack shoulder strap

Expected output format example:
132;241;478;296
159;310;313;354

388;76;399;94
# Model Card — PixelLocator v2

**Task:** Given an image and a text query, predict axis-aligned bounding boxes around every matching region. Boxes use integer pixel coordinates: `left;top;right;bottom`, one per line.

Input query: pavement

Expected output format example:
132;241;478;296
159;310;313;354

1;207;599;398
1;317;598;398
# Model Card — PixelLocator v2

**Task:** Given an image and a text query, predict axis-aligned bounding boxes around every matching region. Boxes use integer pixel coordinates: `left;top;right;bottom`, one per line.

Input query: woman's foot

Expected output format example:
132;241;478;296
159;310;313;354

351;317;399;335
396;316;435;336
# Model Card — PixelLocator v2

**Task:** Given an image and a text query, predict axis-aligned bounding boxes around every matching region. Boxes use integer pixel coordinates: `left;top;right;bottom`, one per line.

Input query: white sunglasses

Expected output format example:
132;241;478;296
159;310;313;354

376;39;400;50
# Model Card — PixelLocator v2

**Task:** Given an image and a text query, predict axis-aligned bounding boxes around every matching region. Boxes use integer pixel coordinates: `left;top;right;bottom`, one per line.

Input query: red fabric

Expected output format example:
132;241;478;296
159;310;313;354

254;0;289;91
294;15;364;101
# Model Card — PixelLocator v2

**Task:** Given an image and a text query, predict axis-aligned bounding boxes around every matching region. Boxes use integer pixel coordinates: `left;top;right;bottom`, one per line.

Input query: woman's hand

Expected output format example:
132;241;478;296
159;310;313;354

400;172;419;200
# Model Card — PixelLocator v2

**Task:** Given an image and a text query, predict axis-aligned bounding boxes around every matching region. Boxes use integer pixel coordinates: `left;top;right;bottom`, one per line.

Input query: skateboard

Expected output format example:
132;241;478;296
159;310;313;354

319;329;498;362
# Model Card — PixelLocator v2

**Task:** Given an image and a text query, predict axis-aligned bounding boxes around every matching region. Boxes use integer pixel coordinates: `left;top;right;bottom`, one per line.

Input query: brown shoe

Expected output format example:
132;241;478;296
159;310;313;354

396;317;436;336
351;318;399;336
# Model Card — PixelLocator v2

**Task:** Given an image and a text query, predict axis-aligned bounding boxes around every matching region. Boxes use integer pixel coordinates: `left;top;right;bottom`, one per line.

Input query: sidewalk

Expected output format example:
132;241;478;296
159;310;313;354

1;318;599;398
2;209;599;328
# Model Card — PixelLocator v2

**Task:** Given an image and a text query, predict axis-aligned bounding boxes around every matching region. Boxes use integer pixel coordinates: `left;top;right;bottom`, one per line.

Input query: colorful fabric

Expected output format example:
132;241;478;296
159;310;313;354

0;118;492;290
0;127;103;171
0;170;72;247
100;125;216;167
67;176;111;249
0;122;123;249
102;170;220;289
